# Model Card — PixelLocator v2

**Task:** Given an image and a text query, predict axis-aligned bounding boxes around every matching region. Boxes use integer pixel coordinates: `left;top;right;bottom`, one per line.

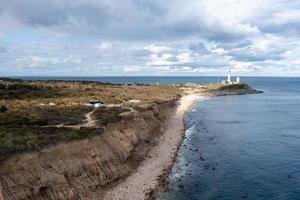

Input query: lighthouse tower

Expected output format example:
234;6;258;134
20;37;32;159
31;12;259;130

227;70;231;83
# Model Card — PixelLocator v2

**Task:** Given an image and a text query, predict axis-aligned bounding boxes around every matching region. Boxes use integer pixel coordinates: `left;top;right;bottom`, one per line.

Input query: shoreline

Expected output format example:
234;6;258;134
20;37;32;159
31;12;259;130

102;92;204;200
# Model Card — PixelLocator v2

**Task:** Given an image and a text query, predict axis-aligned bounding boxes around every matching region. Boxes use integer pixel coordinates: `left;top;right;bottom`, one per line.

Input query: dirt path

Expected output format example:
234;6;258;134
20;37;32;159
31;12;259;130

83;110;97;127
102;93;203;200
43;109;98;129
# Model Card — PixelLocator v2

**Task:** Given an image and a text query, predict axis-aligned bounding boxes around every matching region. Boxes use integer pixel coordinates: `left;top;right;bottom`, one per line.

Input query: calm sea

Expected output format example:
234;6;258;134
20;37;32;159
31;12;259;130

13;76;300;199
156;77;300;200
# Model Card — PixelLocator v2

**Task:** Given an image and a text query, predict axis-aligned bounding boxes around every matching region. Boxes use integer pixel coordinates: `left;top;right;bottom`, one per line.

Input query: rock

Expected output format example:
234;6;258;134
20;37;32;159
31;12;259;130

91;152;97;158
241;193;248;198
199;156;205;161
204;164;210;169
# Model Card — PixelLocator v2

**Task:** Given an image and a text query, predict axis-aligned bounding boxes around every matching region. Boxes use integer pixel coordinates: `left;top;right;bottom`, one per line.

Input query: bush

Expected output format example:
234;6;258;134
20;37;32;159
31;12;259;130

0;106;93;127
219;83;249;90
93;107;130;125
0;105;7;113
0;84;5;90
6;83;36;91
0;127;104;162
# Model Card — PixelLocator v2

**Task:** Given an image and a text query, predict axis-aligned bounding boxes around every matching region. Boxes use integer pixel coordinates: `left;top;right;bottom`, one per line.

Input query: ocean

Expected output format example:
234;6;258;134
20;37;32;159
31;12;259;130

156;77;300;200
14;76;300;199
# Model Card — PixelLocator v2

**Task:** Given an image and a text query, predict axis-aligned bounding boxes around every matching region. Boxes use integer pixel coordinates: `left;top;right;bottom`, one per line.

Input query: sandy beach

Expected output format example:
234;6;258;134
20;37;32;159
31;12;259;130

103;93;203;200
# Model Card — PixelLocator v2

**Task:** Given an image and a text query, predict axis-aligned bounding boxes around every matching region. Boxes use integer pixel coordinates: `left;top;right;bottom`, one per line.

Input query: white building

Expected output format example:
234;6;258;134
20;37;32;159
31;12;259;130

222;70;241;84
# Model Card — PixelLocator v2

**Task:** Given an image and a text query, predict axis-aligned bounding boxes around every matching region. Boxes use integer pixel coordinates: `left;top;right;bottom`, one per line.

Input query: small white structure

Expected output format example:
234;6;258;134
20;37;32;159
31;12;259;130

236;76;240;83
85;100;104;108
127;100;141;107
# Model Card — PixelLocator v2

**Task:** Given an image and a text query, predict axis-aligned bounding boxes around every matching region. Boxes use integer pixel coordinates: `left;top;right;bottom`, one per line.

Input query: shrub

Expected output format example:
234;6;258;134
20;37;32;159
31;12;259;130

93;107;130;125
0;127;104;162
219;83;249;90
0;84;5;90
0;105;7;113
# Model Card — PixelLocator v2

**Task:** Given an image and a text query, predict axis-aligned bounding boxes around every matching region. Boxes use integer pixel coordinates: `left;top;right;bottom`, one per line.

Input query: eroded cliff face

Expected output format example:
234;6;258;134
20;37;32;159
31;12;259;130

0;100;177;200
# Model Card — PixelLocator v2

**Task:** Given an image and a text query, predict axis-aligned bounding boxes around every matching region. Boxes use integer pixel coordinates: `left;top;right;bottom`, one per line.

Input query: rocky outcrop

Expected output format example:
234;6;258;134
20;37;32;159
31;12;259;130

208;84;263;96
0;100;177;200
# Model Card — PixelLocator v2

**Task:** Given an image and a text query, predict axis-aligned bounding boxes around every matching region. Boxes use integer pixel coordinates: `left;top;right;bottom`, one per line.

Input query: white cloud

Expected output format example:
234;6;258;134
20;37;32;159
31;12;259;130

63;55;82;64
98;42;112;50
176;53;192;63
123;65;142;72
1;0;300;76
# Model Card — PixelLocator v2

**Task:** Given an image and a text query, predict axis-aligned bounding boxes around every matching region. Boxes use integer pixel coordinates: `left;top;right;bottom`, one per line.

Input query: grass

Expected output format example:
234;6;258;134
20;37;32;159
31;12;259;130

0;106;93;126
0;78;180;162
0;79;180;109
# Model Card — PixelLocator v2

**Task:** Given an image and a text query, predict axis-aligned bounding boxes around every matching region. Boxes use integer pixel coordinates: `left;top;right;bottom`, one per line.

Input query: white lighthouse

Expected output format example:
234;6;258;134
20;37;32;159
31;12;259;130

222;69;240;85
227;70;231;83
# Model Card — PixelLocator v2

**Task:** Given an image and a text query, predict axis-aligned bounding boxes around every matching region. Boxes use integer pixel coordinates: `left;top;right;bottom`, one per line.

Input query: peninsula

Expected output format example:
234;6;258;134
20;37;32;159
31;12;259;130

0;78;261;200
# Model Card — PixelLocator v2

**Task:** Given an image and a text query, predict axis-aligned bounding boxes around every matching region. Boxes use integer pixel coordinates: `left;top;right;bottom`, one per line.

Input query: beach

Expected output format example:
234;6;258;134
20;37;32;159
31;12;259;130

103;93;203;200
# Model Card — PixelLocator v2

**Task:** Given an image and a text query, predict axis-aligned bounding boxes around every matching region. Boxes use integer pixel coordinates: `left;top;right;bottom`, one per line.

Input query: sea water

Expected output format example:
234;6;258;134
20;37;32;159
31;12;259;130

156;77;300;200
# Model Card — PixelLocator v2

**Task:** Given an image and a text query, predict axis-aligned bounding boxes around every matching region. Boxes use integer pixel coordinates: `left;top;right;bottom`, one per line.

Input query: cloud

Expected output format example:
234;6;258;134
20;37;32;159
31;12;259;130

0;0;261;41
1;0;300;76
97;42;112;50
226;34;291;62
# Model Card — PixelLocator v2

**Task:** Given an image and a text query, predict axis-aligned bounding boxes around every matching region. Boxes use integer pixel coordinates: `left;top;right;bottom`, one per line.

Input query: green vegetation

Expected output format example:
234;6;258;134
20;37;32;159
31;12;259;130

0;106;93;127
204;83;249;91
0;105;7;113
0;127;103;162
93;107;130;125
0;78;180;109
0;82;62;100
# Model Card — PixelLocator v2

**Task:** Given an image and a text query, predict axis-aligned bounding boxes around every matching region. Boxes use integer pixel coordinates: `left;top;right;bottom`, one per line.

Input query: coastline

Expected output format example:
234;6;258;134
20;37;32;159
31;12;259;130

102;92;204;200
0;78;262;199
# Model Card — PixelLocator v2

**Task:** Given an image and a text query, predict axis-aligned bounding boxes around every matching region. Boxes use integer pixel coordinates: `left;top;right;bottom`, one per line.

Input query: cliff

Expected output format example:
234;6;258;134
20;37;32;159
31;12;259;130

0;100;177;200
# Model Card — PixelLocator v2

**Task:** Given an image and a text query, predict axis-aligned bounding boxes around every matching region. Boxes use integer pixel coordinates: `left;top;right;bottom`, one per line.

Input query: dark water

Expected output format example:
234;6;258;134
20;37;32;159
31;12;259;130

156;77;300;200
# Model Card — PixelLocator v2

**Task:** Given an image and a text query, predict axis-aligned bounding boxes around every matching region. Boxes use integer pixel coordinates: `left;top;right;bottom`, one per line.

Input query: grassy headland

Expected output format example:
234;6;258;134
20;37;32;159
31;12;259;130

0;78;180;162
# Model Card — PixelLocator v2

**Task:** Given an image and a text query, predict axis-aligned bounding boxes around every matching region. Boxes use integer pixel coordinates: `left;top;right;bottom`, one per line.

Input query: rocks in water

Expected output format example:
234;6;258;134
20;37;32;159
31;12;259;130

204;164;210;170
199;156;205;161
241;192;248;198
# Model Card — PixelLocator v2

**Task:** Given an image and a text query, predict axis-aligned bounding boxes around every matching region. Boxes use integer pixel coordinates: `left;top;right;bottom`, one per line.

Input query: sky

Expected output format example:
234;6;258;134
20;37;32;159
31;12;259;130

1;0;300;76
